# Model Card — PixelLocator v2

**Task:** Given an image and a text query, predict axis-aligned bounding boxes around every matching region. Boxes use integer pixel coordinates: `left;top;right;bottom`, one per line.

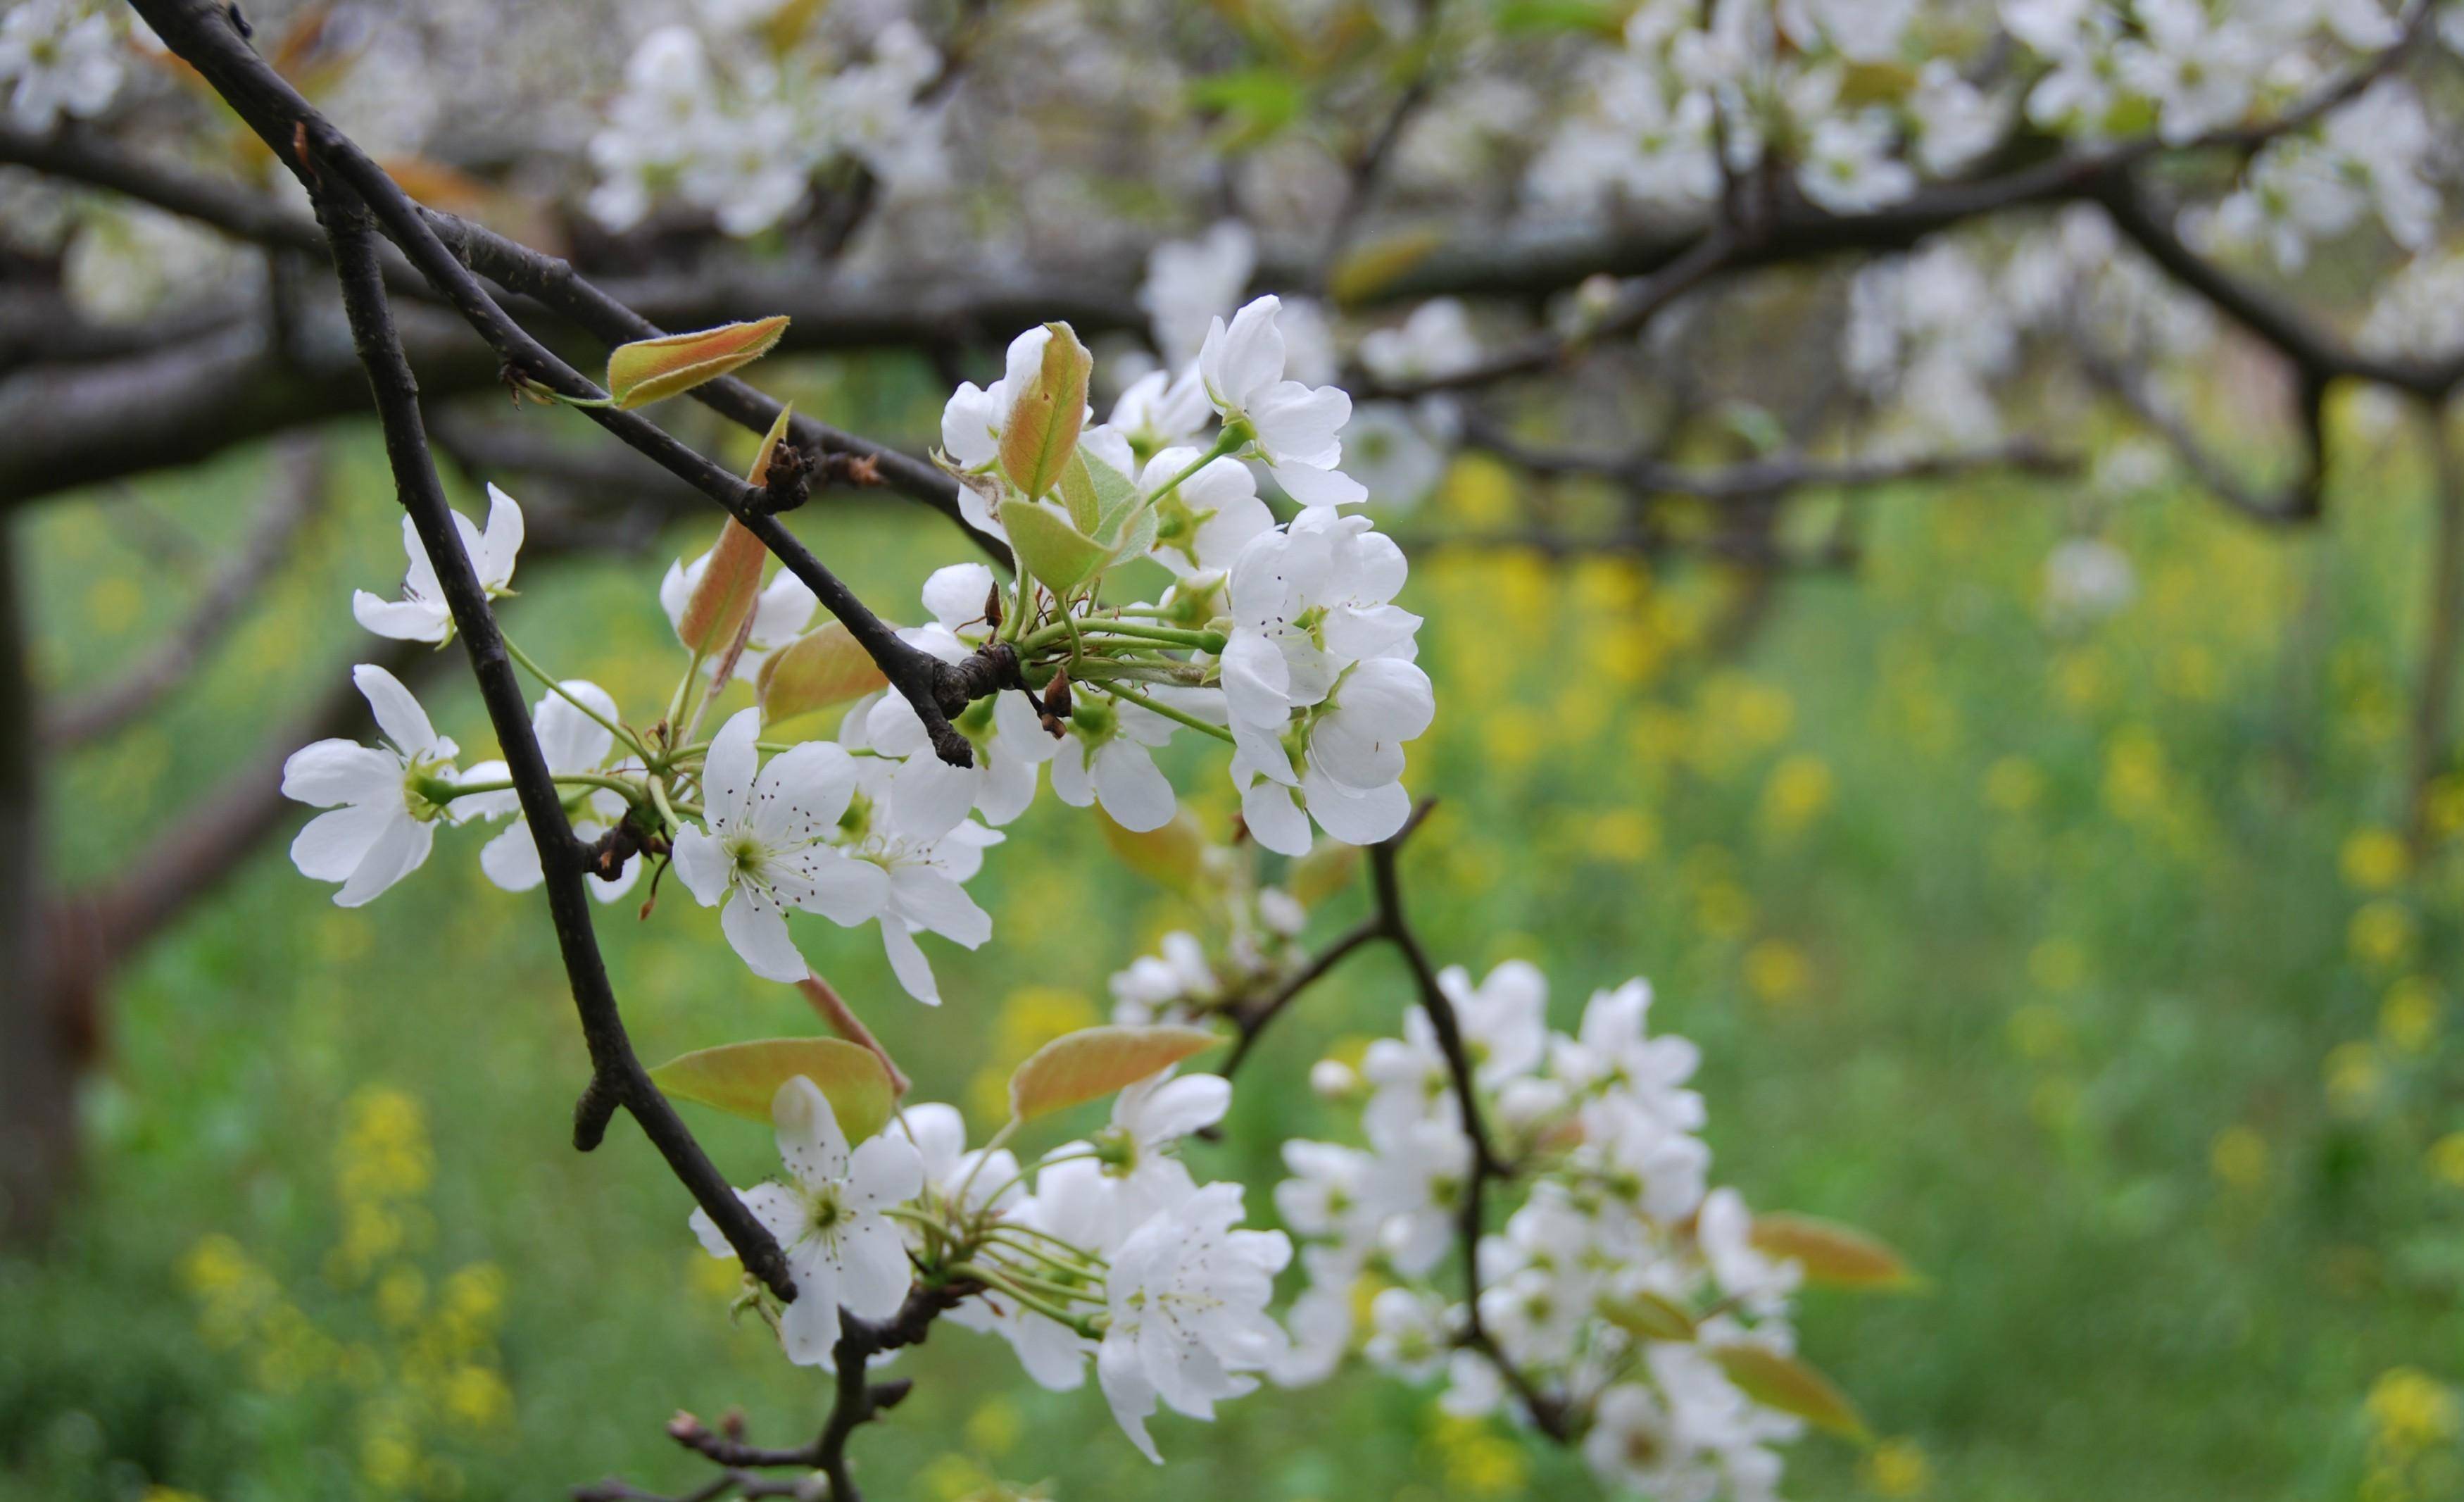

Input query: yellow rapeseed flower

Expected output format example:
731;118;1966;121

1744;939;1812;1005
2209;1125;2268;1191
2381;977;2442;1056
2368;1368;2459;1456
2325;1041;2384;1116
2341;829;2410;892
1861;1437;1932;1497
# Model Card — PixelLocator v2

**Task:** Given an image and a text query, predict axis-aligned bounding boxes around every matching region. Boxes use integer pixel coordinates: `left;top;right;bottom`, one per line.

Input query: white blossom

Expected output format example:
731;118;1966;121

671;709;887;982
353;484;524;644
689;1077;924;1365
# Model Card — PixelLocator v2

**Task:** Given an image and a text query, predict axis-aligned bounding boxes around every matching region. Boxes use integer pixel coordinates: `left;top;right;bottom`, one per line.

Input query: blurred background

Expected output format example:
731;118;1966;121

9;399;2463;1501
11;1;2464;1499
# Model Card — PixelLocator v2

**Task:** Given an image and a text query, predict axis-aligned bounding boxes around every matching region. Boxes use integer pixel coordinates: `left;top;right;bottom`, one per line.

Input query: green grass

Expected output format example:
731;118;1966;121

8;408;2464;1502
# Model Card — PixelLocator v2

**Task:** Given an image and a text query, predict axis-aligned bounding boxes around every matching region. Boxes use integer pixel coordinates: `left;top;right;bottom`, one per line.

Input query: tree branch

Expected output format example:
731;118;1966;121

41;434;329;748
127;0;995;767
312;170;795;1298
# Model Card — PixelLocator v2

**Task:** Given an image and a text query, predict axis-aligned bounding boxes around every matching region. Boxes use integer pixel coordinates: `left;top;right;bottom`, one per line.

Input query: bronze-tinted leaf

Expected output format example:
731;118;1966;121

998;323;1092;501
1008;1025;1221;1122
1747;1213;1918;1290
606;315;789;410
649;1037;895;1143
1710;1345;1868;1439
758;622;889;725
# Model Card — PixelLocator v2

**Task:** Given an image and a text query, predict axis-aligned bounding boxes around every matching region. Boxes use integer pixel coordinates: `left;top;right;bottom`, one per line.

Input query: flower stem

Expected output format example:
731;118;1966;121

1093;682;1236;744
504;636;650;758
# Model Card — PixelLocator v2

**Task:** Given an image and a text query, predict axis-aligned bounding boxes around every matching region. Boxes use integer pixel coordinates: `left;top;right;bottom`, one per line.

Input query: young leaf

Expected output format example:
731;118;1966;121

998;323;1092;501
757;622;889;725
1098;806;1213;898
1747;1213;1918;1290
1000;496;1109;596
1709;1346;1868;1439
1599;1291;1698;1343
605;315;789;410
1009;1025;1221;1122
676;519;768;654
649;1037;894;1143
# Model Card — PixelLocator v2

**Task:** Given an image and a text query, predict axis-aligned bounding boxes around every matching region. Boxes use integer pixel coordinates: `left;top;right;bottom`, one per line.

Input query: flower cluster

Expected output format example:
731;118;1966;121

693;1066;1288;1464
282;301;1431;1002
1276;962;1823;1501
589;9;943;236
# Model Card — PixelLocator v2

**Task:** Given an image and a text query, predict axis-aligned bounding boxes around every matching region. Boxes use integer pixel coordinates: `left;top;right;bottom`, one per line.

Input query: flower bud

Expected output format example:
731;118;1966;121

1309;1059;1359;1101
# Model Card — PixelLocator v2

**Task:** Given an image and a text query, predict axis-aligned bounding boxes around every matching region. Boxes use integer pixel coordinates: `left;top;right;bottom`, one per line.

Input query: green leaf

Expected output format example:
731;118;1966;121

605;316;788;410
998;323;1092;501
1000;497;1109;596
1599;1290;1697;1343
1008;1025;1221;1122
756;622;888;725
1188;68;1307;148
1710;1346;1868;1439
1057;451;1104;534
1098;806;1214;898
1084;449;1145;539
649;1038;895;1144
1748;1214;1919;1290
1492;0;1626;36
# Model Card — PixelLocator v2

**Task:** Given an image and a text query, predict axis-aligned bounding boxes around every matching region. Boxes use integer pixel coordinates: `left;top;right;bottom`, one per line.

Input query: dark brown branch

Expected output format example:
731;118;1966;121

1462;413;2075;501
414;210;1000;554
41;435;329;748
2073;334;2324;525
1219;914;1383;1079
600;1284;963;1502
1357;230;1735;399
312;175;794;1299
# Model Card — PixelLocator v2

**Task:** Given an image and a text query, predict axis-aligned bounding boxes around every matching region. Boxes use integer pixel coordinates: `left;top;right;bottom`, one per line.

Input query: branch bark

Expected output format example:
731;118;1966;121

310;171;796;1298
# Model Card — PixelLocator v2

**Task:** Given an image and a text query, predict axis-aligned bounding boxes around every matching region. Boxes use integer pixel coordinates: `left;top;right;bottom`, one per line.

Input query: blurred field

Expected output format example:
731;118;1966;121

8;390;2464;1502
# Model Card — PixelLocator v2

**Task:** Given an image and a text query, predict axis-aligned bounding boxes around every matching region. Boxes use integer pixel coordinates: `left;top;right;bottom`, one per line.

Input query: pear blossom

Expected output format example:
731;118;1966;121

282;665;468;908
1096;1181;1291;1462
1695;1188;1800;1316
1364;1287;1452;1382
689;1077;924;1365
1796;111;1916;214
1140;221;1257;368
1040;1067;1231;1254
1111;367;1214;460
0;0;122;133
1109;931;1218;1026
1198;296;1366;508
1048;689;1179;832
834;766;1003;1006
1357;299;1481;390
670;709;888;982
1361;1115;1473;1275
458;681;641;904
856;568;1057;839
1142;446;1273;577
353;484;525;644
